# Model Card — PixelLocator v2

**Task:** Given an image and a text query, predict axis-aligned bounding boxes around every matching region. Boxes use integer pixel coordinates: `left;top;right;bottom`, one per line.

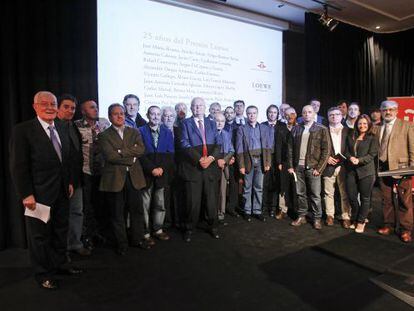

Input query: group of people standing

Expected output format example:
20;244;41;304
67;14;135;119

9;91;413;290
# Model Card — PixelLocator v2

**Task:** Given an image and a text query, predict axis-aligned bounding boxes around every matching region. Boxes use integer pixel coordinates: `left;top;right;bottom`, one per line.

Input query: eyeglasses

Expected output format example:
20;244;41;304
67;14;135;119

36;102;57;108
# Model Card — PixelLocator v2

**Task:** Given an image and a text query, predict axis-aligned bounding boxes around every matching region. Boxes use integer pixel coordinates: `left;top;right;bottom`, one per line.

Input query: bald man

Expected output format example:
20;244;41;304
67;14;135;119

10;91;82;290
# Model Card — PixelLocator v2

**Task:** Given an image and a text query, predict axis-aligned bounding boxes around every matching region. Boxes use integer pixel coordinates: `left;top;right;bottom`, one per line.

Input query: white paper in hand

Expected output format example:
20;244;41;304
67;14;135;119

24;203;51;223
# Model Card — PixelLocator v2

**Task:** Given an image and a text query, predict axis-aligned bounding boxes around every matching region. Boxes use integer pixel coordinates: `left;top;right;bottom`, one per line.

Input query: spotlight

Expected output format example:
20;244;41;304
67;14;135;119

318;5;339;31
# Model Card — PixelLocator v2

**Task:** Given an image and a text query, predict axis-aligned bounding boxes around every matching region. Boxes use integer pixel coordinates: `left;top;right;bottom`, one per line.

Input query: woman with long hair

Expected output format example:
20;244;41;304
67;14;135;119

344;114;379;233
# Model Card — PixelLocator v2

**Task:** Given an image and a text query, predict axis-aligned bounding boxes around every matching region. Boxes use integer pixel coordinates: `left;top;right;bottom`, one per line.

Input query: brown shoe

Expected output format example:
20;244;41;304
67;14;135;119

313;219;322;230
275;211;287;220
325;216;334;226
291;216;306;227
378;226;393;236
154;231;170;241
342;219;351;229
400;231;412;243
144;236;156;246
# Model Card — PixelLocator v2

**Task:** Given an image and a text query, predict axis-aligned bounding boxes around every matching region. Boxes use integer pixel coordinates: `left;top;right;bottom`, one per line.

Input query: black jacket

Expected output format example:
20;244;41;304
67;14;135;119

9;118;72;205
344;133;378;179
322;126;350;177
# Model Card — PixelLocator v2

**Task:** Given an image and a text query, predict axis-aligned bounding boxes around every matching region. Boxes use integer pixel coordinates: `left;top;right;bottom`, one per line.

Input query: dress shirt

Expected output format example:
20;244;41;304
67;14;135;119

246;122;262;152
379;117;397;141
37;116;62;146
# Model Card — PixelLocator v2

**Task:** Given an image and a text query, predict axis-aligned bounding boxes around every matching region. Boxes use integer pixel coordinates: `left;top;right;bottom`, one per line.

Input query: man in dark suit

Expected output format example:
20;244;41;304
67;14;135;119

236;106;272;222
98;104;148;254
322;107;351;228
139;106;174;244
9;91;82;290
57;94;91;257
179;97;222;242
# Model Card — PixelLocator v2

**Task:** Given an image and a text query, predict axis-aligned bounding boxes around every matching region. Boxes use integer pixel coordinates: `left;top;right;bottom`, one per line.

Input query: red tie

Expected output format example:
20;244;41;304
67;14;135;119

198;120;208;157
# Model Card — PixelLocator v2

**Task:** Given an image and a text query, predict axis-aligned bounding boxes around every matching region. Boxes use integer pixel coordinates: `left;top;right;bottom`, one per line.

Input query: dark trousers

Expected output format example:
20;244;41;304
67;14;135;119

106;173;144;249
346;170;375;223
296;166;322;219
82;173;103;239
226;165;238;213
263;165;278;214
25;188;69;282
184;171;218;231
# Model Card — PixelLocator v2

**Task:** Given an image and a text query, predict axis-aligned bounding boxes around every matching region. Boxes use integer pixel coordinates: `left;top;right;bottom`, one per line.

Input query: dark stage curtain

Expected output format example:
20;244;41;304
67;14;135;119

305;12;414;114
0;0;97;249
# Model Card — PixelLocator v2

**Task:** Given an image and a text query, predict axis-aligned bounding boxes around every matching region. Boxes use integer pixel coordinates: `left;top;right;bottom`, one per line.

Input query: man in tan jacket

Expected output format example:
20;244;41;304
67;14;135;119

99;103;148;254
377;100;414;243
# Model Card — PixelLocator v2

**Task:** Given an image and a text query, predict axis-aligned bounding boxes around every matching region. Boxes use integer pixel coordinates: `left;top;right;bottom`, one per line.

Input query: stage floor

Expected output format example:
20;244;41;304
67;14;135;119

1;188;413;311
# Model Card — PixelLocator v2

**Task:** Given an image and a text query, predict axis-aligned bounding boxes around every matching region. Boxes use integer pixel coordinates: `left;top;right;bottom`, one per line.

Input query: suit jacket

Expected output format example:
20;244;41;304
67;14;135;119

135;113;147;128
236;123;272;174
179;116;221;181
323;126;350;177
344;133;378;179
274;121;290;167
287;122;331;173
98;126;146;192
9;118;72;206
138;124;174;188
377;119;414;170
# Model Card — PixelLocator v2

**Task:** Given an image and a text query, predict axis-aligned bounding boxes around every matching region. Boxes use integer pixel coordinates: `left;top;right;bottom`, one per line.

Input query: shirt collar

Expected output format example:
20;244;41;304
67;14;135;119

149;124;160;132
384;117;397;126
37;116;55;130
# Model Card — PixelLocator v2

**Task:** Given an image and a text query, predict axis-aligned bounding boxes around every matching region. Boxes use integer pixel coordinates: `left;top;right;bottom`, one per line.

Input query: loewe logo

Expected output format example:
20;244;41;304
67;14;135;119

251;82;271;90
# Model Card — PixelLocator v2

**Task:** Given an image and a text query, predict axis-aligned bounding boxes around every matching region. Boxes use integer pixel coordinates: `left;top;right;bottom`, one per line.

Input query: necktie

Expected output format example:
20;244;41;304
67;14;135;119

48;125;62;162
152;129;159;148
198;120;208;157
379;123;391;162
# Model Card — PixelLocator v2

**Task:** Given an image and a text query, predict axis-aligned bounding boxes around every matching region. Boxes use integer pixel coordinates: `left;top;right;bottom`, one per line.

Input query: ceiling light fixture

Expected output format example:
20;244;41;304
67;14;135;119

375;26;381;29
318;4;339;31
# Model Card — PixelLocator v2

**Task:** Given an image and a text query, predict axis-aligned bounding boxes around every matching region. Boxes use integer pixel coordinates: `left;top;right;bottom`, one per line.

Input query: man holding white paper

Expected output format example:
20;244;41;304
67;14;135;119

9;91;81;290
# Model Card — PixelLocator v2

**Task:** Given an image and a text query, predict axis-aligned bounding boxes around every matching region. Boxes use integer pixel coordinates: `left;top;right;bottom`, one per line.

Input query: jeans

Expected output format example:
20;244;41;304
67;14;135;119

67;187;84;250
346;170;375;224
296;166;322;219
242;157;264;215
142;182;166;233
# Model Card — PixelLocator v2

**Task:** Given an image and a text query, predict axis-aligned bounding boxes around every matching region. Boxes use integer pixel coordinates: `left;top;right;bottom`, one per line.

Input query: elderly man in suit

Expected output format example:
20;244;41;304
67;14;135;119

179;97;222;242
98;104;148;255
10;91;82;290
377;100;414;243
139;106;174;244
236;105;272;222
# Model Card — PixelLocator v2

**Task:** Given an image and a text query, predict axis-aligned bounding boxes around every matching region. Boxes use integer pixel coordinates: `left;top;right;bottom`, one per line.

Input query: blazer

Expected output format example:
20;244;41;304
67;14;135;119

377;119;414;170
138;124;174;188
287;122;331;173
179;116;221;181
9;118;72;206
344;133;378;179
98;126;146;192
322;126;350;177
274;122;290;167
236;123;272;174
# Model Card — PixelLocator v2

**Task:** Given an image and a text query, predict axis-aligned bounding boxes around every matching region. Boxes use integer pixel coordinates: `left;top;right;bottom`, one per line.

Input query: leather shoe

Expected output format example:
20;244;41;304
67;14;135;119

39;279;59;290
325;216;334;226
154;231;170;241
183;230;192;243
207;228;220;239
57;267;84;275
275;211;286;220
269;211;275;218
291;216;306;227
400;231;412;243
144;236;156;246
342;219;351;229
313;219;322;230
227;210;240;218
130;239;152;250
72;247;91;256
255;214;266;222
243;214;252;222
378;226;393;236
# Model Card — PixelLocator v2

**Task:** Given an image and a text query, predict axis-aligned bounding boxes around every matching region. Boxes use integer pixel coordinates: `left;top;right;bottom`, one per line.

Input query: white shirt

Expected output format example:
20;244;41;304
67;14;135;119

37;116;61;146
329;125;343;155
380;117;397;142
235;116;245;125
113;125;125;140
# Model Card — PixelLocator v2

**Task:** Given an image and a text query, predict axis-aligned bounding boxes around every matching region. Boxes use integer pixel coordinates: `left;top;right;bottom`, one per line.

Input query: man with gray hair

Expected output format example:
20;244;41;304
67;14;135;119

377;100;414;243
10;91;81;289
161;106;176;132
208;102;221;121
174;102;187;126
